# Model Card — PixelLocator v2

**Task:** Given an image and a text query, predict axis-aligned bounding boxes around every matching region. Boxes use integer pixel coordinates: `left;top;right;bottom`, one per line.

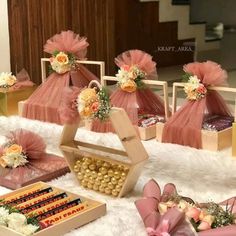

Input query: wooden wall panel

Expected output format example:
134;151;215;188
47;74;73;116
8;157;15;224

8;0;193;84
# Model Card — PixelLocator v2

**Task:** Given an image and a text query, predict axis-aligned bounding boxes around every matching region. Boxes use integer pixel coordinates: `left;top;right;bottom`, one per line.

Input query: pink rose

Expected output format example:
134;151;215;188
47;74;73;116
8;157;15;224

196;84;207;95
123;65;130;71
91;102;99;112
186;207;201;222
198;221;211;231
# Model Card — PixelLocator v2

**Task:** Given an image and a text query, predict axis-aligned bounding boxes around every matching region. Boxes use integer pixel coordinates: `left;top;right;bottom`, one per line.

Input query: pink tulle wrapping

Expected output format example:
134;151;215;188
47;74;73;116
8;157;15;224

115;50;157;79
135;179;236;236
0;129;69;189
12;69;34;90
44;30;88;59
91;50;166;133
23;31;99;124
163;61;232;149
6;129;46;159
0;154;69;190
59;86;81;124
135;179;197;236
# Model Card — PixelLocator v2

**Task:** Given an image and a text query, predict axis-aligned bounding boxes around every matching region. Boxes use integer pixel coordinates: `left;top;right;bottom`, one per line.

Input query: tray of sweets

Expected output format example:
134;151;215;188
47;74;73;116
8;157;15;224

0;182;106;236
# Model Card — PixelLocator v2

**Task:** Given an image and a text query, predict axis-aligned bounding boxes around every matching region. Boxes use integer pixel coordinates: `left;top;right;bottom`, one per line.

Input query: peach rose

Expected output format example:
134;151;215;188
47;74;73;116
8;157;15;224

122;65;130;71
79;88;98;105
178;200;189;212
0;157;7;168
91;102;99;112
81;106;93;117
7;76;17;86
186;207;201;222
202;215;215;226
158;202;168;215
55;52;69;65
120;80;137;93
197;221;211;231
4;144;23;155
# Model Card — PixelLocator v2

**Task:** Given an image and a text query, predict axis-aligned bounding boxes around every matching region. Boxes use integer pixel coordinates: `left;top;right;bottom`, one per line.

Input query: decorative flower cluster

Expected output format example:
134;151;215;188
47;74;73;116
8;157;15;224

184;75;207;101
0;205;39;236
0;72;17;88
50;51;76;74
0;144;28;168
158;196;235;232
116;65;146;93
77;87;111;121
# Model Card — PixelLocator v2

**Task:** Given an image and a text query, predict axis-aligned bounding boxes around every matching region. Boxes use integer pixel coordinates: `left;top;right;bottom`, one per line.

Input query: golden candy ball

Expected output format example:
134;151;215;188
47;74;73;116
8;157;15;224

97;172;103;180
108;182;114;190
104;175;110;183
77;172;83;180
93;184;99;191
99;186;105;193
111;177;117;185
112;189;118;197
89;164;96;171
87;182;93;189
73;165;80;172
108;169;114;177
105;187;111;195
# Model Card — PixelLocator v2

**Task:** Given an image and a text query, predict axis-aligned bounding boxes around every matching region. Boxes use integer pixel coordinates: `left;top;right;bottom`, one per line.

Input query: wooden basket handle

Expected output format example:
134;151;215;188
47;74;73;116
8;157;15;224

88;80;102;90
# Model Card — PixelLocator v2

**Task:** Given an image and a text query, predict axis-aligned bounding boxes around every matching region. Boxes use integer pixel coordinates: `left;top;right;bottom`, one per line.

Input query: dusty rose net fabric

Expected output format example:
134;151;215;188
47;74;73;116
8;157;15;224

0;129;69;190
22;30;98;125
91;50;166;133
12;69;35;90
162;61;232;149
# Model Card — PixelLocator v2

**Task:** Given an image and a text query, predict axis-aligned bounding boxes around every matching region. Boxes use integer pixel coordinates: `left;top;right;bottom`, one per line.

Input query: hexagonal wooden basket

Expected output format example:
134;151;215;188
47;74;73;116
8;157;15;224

60;107;148;197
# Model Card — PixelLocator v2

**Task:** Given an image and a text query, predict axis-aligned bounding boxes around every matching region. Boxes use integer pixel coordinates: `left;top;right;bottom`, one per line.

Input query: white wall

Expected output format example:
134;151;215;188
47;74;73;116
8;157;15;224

0;0;10;72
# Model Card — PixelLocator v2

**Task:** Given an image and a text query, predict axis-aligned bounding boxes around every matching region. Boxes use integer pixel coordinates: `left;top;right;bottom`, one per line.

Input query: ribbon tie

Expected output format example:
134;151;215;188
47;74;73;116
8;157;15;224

146;220;170;236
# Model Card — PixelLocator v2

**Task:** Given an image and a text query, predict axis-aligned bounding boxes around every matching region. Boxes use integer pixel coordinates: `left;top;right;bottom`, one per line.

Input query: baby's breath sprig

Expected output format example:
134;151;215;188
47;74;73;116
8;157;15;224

94;87;111;121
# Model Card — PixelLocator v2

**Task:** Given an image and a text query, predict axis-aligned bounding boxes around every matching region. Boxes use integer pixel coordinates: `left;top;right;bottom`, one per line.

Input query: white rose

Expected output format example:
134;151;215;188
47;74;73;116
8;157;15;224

0;207;9;226
7;212;27;230
2;153;28;168
18;224;39;236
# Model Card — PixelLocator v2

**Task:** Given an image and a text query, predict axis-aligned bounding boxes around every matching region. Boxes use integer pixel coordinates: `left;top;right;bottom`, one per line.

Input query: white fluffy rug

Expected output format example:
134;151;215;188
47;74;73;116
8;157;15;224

1;116;236;236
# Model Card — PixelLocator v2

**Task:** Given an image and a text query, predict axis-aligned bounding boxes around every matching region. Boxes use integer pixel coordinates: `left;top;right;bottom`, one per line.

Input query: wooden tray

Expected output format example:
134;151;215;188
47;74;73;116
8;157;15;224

156;82;236;151
18;58;105;116
101;76;170;140
0;182;106;236
60;108;148;197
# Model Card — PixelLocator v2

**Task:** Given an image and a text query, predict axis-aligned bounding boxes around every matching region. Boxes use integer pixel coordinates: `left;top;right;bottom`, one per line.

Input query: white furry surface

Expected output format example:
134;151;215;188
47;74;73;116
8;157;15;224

0;116;236;236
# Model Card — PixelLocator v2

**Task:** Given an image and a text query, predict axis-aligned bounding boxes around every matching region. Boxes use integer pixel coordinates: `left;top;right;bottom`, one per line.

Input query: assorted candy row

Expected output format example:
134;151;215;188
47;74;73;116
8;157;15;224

0;184;88;229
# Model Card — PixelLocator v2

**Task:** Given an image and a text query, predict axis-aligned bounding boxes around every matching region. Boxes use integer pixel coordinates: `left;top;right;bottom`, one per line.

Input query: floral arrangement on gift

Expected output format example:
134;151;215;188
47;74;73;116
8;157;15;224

0;144;28;168
0;202;39;235
116;65;147;93
183;74;207;101
135;179;236;236
77;87;111;121
49;51;77;74
158;195;235;232
0;72;17;88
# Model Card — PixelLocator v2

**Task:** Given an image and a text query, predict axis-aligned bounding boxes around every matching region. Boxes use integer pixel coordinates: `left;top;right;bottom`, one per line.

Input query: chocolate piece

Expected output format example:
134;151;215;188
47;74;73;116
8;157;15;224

40;202;88;228
8;187;53;206
203;115;234;131
21;192;68;214
138;114;165;127
36;198;81;221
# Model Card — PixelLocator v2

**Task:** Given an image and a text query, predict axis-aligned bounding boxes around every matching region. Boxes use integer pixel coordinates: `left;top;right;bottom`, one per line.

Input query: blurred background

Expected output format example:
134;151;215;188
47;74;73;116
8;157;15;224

1;0;235;90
